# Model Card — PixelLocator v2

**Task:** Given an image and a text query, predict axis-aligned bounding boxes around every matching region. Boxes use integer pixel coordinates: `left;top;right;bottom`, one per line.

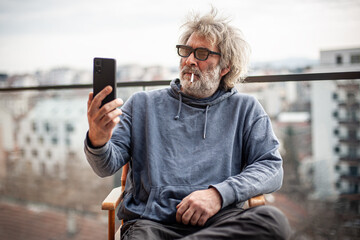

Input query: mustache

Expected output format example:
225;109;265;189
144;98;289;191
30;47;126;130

180;66;202;76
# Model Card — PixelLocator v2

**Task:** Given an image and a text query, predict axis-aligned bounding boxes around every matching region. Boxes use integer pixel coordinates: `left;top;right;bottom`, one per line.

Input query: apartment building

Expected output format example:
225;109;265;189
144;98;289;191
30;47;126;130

311;48;360;201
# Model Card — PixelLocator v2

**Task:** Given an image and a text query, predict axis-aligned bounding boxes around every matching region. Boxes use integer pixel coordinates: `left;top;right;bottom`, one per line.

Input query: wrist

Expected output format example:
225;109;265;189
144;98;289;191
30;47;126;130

87;131;106;149
209;187;223;207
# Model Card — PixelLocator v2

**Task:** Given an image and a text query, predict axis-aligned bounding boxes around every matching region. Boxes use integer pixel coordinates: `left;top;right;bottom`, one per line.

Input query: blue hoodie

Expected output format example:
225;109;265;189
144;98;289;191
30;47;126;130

84;79;283;223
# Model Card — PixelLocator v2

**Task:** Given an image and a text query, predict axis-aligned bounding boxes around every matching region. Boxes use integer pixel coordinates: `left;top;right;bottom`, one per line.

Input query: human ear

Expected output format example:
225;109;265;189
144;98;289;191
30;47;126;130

220;66;230;77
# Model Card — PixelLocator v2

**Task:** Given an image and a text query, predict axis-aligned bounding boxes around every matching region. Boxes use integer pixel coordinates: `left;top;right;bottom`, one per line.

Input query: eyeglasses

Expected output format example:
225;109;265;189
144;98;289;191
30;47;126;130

176;45;221;61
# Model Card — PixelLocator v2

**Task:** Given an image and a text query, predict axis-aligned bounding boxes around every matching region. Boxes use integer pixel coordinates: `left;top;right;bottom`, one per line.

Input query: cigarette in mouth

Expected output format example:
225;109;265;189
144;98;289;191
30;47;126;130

190;73;194;84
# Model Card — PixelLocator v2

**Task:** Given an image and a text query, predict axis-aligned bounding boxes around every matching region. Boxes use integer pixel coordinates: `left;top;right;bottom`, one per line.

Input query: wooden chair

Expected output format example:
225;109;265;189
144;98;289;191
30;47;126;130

101;163;266;240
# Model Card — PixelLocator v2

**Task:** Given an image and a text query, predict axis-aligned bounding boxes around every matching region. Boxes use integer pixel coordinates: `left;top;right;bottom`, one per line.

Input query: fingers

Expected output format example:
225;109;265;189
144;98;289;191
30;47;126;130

101;98;123;115
89;97;123;123
94;86;113;107
197;214;210;227
176;189;222;226
87;87;124;147
189;210;202;226
89;99;123;130
88;86;114;115
176;203;209;226
176;198;208;226
88;92;94;110
176;202;188;223
181;208;199;226
100;108;123;128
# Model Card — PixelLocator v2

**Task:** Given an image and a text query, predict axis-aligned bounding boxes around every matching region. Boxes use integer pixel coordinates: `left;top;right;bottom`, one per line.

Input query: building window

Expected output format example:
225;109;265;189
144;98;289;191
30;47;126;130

32;122;37;132
335;165;341;171
47;151;52;159
32;149;38;157
346;110;357;121
332;93;338;100
351;55;360;64
52;137;58;145
336;55;343;65
349;200;359;213
348;129;357;140
66;123;74;133
349;147;357;158
347;92;356;102
349;166;358;176
38;136;44;145
333;128;339;135
334;146;341;153
45;122;51;132
355;184;359;194
333;111;339;118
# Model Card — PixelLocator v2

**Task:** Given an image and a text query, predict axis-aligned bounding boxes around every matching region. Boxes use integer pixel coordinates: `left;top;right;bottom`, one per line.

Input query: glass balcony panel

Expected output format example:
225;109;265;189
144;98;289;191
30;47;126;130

0;73;359;239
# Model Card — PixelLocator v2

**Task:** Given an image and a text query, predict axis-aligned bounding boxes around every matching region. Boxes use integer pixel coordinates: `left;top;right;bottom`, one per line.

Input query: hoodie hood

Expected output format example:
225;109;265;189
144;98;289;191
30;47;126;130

169;78;237;139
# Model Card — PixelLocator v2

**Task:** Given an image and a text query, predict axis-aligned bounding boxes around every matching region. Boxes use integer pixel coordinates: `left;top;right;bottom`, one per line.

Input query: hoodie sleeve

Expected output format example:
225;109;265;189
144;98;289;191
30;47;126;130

211;114;283;209
84;97;133;178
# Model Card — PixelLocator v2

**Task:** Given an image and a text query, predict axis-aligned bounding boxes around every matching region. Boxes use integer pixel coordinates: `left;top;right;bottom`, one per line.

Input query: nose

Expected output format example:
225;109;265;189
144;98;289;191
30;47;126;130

185;52;198;67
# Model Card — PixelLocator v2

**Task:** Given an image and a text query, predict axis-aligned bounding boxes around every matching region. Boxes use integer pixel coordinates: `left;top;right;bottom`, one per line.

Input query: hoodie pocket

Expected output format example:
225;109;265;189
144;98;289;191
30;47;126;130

141;185;208;222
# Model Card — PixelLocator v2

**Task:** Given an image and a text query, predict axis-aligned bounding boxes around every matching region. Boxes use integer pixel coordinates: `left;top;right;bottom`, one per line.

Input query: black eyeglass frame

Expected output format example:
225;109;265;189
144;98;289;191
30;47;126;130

176;45;221;61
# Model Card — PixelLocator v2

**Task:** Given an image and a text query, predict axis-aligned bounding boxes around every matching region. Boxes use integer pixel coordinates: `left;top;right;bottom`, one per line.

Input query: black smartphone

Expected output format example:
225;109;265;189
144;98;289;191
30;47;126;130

93;57;117;107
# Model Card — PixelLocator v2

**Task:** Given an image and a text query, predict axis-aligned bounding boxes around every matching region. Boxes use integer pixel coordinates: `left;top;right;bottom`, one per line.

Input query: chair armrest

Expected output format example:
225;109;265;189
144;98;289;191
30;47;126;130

248;194;266;208
102;187;123;210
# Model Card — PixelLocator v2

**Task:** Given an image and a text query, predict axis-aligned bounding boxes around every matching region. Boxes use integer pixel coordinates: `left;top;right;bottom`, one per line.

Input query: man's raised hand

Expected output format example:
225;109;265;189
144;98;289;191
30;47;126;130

87;86;123;147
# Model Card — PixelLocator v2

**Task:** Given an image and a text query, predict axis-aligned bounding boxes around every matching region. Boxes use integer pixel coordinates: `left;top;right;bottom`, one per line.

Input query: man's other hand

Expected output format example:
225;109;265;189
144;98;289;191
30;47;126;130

87;86;123;147
176;188;222;226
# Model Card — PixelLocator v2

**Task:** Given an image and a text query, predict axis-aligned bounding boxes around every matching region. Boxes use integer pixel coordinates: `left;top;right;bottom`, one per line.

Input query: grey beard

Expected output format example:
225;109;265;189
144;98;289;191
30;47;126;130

180;65;221;99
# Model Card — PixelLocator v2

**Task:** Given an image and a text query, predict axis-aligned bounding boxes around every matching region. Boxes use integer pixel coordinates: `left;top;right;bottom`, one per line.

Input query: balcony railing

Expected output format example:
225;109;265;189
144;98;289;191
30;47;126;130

340;175;360;182
339;156;360;164
337;82;360;90
339;138;360;145
338;102;360;109
1;71;360;92
338;120;360;128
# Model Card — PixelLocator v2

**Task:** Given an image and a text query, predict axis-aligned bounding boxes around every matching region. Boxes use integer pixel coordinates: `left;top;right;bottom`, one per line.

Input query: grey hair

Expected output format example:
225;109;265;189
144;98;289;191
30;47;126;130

179;8;251;89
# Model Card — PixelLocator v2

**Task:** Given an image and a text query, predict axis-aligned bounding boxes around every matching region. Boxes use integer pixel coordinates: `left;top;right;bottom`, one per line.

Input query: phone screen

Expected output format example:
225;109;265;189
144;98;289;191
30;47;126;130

93;57;116;107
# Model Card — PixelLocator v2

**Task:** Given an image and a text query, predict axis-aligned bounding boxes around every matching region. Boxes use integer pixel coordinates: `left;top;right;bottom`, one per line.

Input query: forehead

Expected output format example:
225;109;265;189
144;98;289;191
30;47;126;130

185;33;219;52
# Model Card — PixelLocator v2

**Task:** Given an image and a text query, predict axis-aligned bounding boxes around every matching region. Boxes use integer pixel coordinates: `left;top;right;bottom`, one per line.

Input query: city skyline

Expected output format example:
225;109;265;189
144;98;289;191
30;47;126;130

0;0;359;74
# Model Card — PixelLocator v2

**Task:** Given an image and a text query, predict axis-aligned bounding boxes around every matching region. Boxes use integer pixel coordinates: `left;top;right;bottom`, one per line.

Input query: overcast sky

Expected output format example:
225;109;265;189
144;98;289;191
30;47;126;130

0;0;359;74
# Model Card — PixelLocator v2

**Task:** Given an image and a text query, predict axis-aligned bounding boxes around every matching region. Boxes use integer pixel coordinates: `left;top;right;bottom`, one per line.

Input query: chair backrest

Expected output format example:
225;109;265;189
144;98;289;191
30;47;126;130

121;163;129;190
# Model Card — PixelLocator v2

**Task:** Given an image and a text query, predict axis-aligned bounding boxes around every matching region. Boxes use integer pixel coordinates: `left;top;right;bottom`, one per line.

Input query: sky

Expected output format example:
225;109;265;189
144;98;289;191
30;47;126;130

0;0;359;74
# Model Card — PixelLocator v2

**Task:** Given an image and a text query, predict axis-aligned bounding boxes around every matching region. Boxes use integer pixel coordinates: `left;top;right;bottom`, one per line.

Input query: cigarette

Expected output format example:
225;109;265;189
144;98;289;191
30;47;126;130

190;73;194;84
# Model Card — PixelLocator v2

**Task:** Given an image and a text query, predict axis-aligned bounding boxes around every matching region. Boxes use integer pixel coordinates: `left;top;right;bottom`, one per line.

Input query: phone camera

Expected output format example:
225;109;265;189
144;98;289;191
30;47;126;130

95;59;102;67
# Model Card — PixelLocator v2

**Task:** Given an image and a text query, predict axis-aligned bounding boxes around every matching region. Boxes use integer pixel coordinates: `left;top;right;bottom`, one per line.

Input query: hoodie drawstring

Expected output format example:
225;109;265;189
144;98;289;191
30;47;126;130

203;105;209;139
174;93;182;120
174;91;209;140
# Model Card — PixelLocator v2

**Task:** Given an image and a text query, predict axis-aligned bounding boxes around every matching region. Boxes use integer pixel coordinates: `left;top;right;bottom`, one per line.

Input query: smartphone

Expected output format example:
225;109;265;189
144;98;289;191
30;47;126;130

93;57;117;107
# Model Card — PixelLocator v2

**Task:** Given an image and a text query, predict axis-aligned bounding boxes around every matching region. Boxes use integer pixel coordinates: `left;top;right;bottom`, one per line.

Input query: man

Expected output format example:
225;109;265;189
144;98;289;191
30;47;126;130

85;9;291;240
